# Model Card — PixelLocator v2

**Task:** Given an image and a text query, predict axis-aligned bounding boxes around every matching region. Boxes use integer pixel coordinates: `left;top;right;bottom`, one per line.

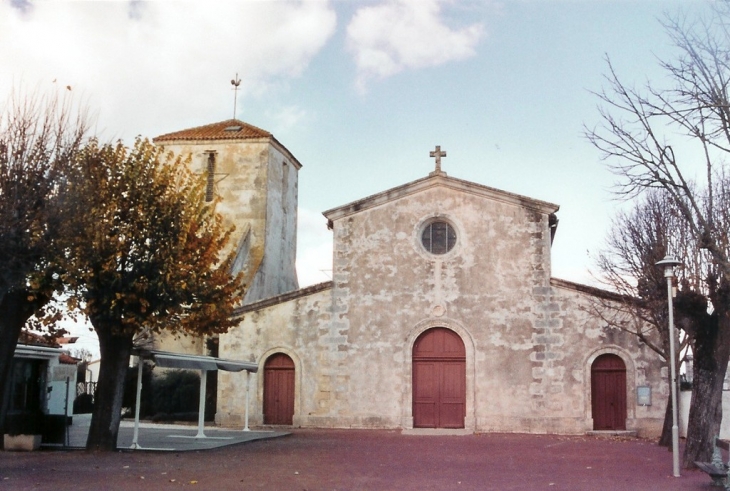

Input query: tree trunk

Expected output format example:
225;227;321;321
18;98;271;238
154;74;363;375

0;290;44;446
86;326;134;452
682;314;730;468
658;391;673;447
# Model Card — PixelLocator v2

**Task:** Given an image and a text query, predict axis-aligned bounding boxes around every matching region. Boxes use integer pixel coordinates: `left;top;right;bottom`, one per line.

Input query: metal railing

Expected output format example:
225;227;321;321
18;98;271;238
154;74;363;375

76;381;97;398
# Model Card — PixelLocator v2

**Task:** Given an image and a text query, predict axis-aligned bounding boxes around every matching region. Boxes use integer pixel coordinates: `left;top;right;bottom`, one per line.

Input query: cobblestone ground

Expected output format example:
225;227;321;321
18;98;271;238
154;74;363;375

0;430;714;491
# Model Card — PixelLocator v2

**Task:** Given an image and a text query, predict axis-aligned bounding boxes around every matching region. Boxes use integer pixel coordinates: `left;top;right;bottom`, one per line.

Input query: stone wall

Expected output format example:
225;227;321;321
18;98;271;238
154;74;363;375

156;138;299;305
217;174;666;436
550;280;666;437
217;283;333;427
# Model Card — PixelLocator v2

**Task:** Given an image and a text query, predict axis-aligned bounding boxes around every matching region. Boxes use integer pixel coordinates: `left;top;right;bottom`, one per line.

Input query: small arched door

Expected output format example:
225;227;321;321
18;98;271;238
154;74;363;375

591;354;627;430
412;328;466;428
263;353;295;425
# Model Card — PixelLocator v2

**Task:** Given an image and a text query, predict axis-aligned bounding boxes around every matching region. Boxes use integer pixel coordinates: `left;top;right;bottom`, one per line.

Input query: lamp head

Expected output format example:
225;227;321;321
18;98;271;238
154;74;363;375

656;255;683;278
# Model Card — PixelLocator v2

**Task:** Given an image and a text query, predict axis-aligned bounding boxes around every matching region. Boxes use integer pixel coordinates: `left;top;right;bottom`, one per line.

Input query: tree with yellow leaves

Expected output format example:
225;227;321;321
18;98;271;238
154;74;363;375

62;138;244;451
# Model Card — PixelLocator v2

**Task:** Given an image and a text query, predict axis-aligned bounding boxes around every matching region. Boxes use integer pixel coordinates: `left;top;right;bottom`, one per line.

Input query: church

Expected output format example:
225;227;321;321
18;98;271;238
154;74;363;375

153;119;667;437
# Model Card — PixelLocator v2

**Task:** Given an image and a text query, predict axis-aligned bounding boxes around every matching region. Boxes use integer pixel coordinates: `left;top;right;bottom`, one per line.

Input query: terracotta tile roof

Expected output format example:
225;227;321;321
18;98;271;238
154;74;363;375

18;330;60;348
153;119;272;142
59;353;80;365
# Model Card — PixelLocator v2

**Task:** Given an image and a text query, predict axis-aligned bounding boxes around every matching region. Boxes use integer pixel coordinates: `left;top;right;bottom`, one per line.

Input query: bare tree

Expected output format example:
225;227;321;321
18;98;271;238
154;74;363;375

587;8;730;467
70;347;94;363
590;190;700;447
0;88;88;441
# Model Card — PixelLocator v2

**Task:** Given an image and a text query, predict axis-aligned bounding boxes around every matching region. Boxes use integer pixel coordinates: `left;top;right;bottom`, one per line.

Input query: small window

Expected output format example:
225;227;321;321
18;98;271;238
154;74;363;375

421;221;456;255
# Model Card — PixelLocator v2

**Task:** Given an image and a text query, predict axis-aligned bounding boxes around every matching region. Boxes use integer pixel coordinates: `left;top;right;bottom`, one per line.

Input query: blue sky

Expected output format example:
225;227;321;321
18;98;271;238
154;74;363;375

1;0;711;356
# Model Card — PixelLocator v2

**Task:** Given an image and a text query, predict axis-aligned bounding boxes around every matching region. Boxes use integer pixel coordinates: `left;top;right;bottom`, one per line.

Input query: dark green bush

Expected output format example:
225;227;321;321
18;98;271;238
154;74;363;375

123;362;154;417
151;370;200;415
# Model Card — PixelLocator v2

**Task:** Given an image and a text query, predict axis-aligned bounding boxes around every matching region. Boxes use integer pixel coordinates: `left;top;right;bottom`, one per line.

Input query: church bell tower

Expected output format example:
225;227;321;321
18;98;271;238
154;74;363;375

154;119;301;304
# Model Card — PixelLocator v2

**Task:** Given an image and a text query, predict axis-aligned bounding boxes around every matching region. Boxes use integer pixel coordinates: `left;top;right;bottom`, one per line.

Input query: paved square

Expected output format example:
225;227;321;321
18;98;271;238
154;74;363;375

0;429;714;490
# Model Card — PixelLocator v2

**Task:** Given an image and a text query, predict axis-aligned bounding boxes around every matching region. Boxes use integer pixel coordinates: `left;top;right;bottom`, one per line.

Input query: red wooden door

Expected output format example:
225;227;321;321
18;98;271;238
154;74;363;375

413;328;466;428
591;354;627;430
264;353;295;425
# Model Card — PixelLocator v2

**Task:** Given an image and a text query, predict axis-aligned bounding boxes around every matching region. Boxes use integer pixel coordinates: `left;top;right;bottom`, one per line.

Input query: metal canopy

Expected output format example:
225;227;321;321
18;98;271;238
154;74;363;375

133;349;258;373
129;349;258;449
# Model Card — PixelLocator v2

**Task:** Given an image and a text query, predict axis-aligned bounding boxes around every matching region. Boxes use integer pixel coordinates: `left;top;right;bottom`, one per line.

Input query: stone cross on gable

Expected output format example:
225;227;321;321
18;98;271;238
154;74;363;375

429;145;447;175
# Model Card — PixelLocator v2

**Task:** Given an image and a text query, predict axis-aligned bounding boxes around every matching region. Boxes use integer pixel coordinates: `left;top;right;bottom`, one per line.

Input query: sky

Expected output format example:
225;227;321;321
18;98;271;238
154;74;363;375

1;0;713;357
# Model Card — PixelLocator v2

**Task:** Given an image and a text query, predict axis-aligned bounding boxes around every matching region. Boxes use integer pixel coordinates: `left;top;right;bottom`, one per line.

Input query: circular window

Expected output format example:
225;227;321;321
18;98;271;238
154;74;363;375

421;221;456;255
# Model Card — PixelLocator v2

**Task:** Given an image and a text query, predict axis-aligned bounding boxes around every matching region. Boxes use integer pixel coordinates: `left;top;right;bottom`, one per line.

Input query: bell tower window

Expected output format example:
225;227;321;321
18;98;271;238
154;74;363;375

205;151;216;202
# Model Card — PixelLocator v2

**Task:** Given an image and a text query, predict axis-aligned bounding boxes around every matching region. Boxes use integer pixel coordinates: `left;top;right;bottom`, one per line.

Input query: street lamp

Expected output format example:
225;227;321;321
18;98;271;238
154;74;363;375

656;255;683;477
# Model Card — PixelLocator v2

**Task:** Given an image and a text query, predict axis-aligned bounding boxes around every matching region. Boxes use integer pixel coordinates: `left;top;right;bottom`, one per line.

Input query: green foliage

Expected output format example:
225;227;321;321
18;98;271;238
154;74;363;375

150;370;200;416
121;367;212;421
4;412;42;436
122;362;154;417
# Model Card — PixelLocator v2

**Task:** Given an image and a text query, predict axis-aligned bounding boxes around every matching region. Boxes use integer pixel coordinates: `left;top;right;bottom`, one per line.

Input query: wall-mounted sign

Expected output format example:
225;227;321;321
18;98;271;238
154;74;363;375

637;386;652;406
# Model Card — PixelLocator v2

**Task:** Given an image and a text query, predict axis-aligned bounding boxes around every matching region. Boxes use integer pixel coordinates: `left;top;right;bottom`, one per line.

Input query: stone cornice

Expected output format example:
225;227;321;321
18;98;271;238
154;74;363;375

323;172;559;222
233;281;333;316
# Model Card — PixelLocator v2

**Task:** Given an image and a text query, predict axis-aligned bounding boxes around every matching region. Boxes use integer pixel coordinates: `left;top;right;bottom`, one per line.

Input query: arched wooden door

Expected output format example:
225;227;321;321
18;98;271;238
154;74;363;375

591;354;627;430
263;353;295;425
412;328;466;428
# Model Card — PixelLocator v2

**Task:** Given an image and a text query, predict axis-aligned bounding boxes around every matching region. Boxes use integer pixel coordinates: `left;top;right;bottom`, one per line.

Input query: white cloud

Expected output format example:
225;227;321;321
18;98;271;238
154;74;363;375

346;0;484;92
267;105;308;135
0;0;336;141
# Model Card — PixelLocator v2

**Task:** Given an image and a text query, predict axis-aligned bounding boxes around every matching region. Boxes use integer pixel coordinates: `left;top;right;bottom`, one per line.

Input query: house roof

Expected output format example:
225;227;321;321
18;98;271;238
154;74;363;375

153;118;303;169
18;330;60;348
153;119;272;142
323;171;560;223
59;353;79;365
16;332;80;364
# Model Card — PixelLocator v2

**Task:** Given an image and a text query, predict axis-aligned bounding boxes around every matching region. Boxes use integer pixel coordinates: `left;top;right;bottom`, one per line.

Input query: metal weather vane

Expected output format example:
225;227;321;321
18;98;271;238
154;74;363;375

231;73;241;120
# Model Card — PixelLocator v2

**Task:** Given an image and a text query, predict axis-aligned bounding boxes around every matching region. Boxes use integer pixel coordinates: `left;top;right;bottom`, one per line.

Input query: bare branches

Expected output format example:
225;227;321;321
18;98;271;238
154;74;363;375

0;86;89;300
588;8;730;466
587;11;730;286
0;86;90;441
590;192;688;354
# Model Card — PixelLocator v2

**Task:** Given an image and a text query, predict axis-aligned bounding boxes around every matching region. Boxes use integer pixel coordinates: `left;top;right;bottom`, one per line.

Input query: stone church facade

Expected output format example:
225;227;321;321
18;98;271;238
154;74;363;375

155;119;667;437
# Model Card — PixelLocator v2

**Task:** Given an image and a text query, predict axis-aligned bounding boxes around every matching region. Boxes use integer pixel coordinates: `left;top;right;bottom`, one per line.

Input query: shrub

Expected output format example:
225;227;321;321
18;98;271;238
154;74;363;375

151;370;200;416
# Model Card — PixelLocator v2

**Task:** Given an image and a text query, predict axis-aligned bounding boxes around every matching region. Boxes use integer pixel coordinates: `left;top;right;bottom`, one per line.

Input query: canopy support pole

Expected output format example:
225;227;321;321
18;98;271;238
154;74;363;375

195;369;207;438
130;358;143;449
243;371;251;432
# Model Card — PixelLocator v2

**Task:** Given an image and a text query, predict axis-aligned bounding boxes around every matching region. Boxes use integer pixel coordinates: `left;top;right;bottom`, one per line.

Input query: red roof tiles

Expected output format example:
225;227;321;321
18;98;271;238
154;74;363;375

153;119;272;142
59;353;80;365
18;330;60;348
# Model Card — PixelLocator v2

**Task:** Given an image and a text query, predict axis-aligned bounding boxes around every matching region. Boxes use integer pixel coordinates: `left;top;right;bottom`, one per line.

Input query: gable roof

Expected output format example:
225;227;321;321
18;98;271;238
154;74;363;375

323;171;560;223
153;119;272;143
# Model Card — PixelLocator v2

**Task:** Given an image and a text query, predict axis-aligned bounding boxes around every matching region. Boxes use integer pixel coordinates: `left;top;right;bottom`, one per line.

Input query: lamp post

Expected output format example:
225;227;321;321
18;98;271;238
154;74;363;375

656;255;682;477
